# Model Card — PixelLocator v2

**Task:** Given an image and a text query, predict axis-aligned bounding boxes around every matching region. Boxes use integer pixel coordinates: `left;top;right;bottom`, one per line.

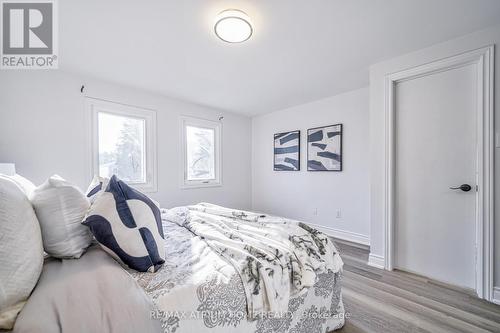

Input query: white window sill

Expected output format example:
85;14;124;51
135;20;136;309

180;182;222;190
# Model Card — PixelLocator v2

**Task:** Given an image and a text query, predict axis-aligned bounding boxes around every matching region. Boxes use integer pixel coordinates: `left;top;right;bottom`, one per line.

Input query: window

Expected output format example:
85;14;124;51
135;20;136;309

87;98;157;192
180;116;221;188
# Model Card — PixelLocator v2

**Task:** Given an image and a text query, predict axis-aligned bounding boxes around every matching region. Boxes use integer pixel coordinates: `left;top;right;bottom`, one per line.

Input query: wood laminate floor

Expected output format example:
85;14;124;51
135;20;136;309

332;238;500;333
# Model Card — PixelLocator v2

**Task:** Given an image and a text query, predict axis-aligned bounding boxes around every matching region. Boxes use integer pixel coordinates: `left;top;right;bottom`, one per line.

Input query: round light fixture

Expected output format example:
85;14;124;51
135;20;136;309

214;9;252;43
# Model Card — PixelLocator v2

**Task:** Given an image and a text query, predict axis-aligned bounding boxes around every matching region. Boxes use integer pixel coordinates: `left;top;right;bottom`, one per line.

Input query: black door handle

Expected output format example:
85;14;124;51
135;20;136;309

449;184;472;192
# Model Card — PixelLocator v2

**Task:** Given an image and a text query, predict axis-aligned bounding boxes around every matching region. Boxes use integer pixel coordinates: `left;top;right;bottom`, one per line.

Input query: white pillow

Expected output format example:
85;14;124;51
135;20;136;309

31;175;92;259
8;174;36;197
0;176;44;329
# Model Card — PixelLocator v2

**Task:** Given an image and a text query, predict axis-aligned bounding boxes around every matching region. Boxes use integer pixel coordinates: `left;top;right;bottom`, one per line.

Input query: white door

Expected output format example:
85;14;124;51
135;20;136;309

394;64;477;290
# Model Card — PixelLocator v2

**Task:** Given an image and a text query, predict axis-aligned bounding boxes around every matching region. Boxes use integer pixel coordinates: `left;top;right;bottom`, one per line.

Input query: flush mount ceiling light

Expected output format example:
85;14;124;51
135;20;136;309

214;9;253;43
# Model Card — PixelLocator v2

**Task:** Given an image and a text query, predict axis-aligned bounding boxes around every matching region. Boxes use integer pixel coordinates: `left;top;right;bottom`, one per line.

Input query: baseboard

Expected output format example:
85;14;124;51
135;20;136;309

368;253;385;269
305;222;370;246
493;287;500;305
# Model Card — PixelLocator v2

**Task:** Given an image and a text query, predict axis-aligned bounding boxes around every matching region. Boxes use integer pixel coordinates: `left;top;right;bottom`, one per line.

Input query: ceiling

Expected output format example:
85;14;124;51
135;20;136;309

60;0;500;116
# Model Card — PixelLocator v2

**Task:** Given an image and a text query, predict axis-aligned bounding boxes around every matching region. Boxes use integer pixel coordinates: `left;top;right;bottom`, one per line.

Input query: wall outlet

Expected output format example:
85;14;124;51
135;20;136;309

336;209;342;219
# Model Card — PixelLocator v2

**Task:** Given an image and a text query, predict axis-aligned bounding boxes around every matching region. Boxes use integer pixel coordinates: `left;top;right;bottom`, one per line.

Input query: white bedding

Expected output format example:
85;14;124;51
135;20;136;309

130;204;345;333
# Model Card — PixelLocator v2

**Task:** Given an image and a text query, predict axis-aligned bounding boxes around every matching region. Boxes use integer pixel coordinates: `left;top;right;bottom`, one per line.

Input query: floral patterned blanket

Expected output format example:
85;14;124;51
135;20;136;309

162;203;343;317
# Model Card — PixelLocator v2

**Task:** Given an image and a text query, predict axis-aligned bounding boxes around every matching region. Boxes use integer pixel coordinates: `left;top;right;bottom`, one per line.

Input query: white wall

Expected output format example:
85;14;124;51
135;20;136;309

2;23;497;293
369;24;500;289
0;70;252;210
252;88;370;244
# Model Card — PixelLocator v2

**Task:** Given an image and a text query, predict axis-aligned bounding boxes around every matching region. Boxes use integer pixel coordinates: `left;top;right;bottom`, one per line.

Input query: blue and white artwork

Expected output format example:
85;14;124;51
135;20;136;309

307;124;342;171
274;130;300;171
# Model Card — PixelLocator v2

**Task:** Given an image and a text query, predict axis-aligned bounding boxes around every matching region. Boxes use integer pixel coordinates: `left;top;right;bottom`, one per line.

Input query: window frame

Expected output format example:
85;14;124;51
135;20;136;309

180;116;222;189
86;98;158;193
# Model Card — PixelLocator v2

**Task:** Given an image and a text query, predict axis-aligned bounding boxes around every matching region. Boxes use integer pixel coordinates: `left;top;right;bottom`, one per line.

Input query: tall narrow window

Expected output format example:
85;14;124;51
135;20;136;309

87;98;157;192
181;117;221;188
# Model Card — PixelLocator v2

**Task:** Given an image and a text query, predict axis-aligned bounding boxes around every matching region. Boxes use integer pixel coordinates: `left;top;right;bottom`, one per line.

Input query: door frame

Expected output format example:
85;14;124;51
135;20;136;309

382;46;494;300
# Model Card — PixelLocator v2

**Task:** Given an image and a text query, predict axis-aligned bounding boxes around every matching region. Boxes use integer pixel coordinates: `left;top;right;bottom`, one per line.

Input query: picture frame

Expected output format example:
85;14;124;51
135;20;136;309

273;130;300;171
307;124;342;171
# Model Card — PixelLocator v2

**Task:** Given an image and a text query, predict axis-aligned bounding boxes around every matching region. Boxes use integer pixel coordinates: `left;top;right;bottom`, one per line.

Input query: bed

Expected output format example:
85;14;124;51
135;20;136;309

12;204;345;333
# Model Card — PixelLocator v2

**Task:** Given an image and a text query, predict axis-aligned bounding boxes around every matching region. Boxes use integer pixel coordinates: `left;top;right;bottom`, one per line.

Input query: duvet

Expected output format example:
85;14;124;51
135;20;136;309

12;204;345;333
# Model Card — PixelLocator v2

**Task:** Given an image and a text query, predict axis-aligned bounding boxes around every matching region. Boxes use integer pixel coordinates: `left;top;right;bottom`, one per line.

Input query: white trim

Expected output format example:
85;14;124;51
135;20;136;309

368;253;385;269
179;116;222;189
85;97;158;193
305;222;370;246
382;46;494;301
493;287;500;305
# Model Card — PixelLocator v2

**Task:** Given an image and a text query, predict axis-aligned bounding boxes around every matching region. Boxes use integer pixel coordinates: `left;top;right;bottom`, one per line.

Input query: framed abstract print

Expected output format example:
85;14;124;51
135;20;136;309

307;124;342;171
274;130;300;171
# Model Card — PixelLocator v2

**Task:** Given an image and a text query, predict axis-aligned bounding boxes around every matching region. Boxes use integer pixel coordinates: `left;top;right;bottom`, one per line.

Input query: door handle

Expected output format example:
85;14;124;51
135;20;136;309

449;184;472;192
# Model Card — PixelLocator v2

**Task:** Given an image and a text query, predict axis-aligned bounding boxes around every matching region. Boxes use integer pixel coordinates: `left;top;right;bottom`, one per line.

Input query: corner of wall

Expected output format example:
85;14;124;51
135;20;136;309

249;115;256;211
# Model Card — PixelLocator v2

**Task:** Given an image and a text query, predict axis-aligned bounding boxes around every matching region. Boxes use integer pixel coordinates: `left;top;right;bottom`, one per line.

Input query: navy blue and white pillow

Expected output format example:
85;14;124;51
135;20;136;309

82;175;165;272
85;175;109;201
